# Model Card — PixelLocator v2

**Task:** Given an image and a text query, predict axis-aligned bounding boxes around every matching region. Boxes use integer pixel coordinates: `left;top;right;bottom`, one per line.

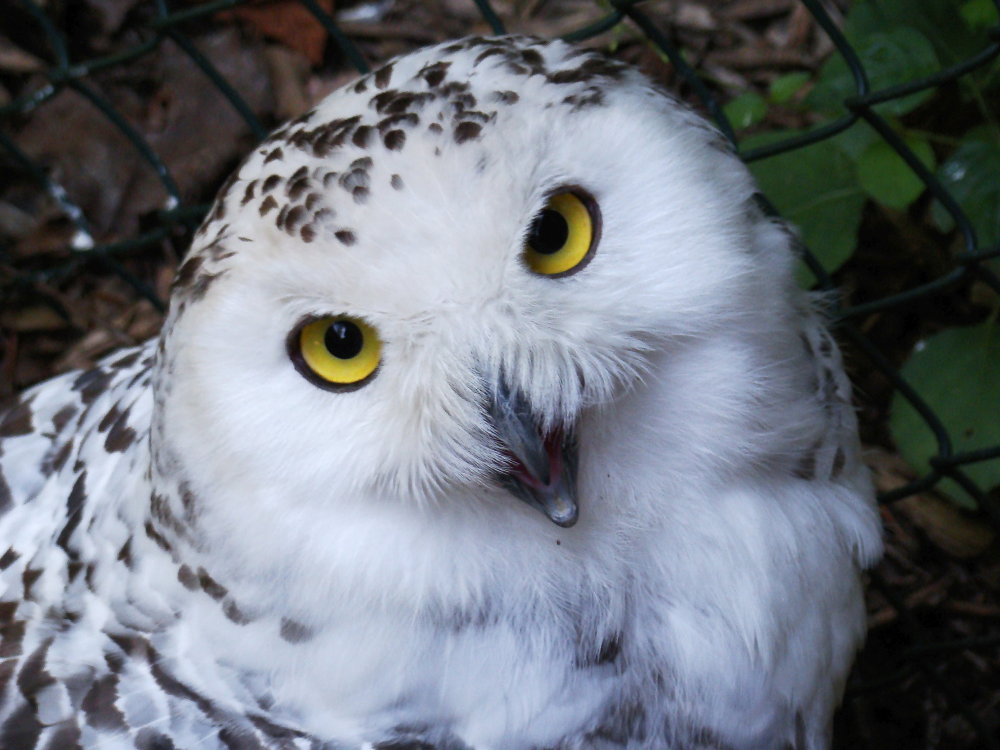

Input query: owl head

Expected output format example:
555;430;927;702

150;36;797;548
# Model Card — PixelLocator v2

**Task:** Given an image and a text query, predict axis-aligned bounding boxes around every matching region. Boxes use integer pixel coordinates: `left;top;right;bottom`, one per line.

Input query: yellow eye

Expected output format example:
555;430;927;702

290;316;381;390
523;190;599;277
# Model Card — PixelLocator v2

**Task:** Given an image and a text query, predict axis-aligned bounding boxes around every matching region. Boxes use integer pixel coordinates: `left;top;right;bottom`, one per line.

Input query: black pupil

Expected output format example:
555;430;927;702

529;208;569;255
324;321;364;359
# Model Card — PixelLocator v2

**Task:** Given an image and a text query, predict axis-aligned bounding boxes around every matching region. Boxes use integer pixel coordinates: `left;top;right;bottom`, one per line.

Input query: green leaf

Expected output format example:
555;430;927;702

724;92;767;130
769;72;811;104
844;0;984;66
931;126;1000;250
744;131;865;284
891;322;1000;502
828;123;880;162
856;134;936;209
808;27;939;117
961;0;1000;30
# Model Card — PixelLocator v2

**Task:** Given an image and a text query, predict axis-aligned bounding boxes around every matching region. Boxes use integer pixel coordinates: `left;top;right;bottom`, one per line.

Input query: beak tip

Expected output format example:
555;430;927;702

540;491;579;528
550;509;579;528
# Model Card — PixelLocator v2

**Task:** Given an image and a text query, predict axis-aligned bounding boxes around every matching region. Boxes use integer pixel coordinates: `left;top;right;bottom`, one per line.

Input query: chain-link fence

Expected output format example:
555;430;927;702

1;0;999;747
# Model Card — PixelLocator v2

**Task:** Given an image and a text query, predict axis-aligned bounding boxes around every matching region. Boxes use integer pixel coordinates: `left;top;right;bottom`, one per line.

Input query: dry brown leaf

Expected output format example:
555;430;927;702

82;0;147;38
155;262;178;302
220;0;335;66
0;305;67;332
0;200;37;242
12;29;274;249
867;447;996;558
125;300;163;341
53;327;124;372
306;69;358;106
707;44;810;70
720;0;794;21
15;85;144;241
896;494;996;559
784;3;813;50
265;45;313;120
0;35;45;73
336;20;442;44
139;31;274;208
676;3;717;32
13;215;79;258
866;446;915;492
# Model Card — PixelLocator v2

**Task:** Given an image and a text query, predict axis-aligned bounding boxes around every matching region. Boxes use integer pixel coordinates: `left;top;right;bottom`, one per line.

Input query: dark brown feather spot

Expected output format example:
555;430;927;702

0;470;11;516
259;195;279;216
49;440;73;473
144;521;173;553
82;674;128;730
0;618;25;658
223;599;252;626
279;618;314;644
241;181;257;205
51;404;77;432
21;568;42;599
0;399;33;436
287;176;310;201
72;369;113;405
55;472;87;557
197;568;228;600
0;548;20;570
105;408;136;453
352;126;373;148
117;538;133;568
284;205;306;232
384;130;405;150
454;121;482;144
374;62;394;89
420;61;450;87
177;565;199;590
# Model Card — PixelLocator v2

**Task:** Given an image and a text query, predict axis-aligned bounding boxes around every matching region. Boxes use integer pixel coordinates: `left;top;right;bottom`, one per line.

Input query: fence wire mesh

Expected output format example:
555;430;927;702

1;0;999;747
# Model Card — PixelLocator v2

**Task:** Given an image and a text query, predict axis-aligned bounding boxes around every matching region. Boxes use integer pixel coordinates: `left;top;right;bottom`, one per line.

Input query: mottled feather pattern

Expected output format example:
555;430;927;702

0;36;881;750
0;348;332;748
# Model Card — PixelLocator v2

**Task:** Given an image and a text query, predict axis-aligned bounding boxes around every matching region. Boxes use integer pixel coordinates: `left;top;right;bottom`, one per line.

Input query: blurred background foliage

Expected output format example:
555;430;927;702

722;0;1000;509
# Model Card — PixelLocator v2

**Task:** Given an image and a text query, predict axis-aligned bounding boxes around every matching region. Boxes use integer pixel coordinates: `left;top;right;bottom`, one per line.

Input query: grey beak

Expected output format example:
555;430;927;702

487;381;579;527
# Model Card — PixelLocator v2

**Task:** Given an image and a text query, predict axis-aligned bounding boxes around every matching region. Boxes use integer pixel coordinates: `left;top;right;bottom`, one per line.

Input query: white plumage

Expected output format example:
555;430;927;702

0;35;882;750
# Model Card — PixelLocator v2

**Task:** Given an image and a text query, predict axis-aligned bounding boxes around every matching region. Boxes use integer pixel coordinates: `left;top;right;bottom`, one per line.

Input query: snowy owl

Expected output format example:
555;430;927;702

0;35;882;750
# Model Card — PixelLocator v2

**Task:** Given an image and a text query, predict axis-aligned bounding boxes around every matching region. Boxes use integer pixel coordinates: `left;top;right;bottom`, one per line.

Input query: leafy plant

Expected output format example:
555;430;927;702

727;0;1000;504
931;125;1000;251
741;130;865;285
890;321;1000;504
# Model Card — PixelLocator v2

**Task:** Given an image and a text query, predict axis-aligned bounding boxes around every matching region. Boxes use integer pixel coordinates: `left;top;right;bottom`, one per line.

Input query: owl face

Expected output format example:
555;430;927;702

152;36;766;530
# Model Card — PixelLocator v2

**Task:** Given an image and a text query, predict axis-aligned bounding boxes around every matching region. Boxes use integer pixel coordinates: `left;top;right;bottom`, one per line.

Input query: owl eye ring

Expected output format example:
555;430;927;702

523;187;601;278
288;315;382;391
